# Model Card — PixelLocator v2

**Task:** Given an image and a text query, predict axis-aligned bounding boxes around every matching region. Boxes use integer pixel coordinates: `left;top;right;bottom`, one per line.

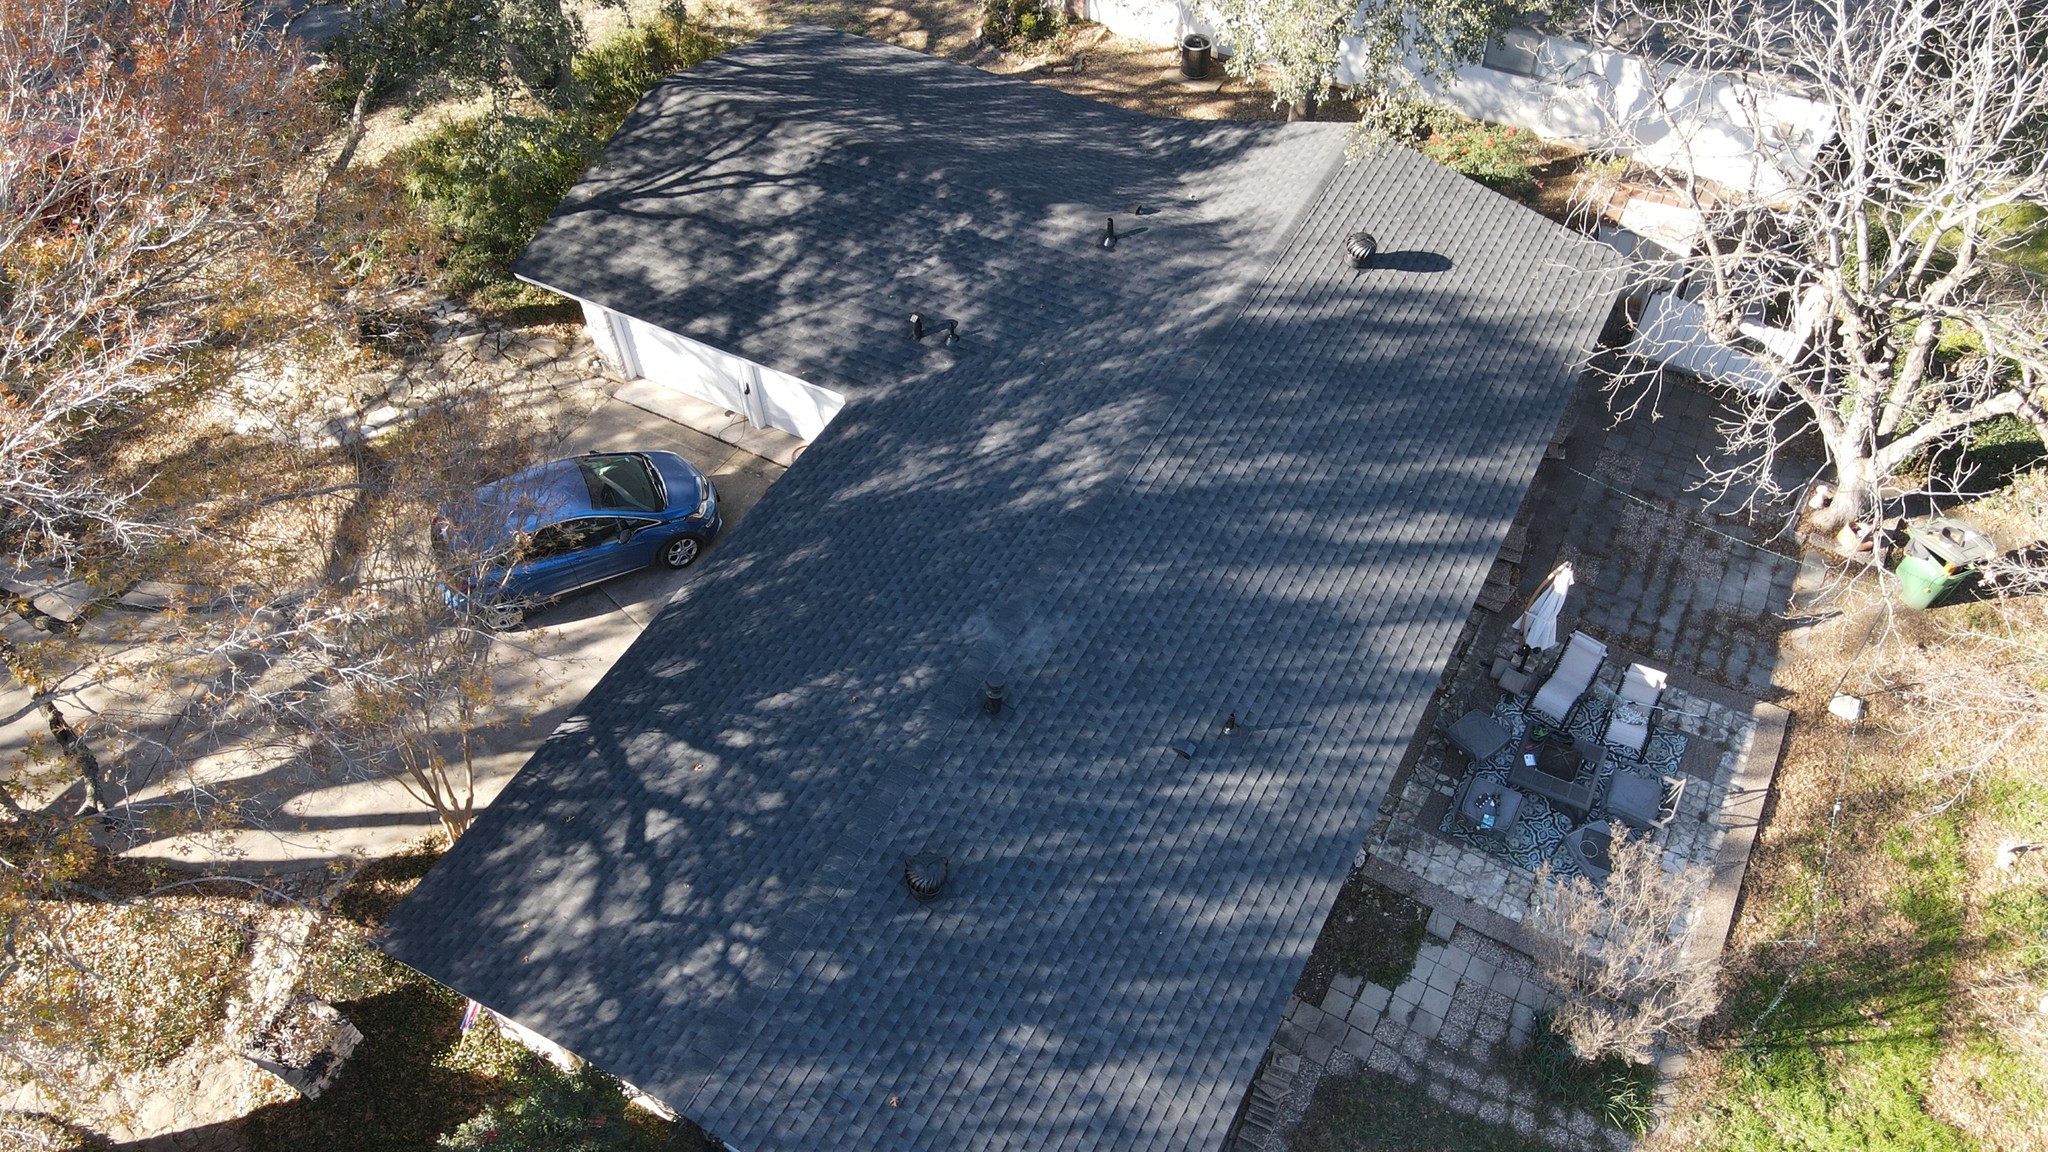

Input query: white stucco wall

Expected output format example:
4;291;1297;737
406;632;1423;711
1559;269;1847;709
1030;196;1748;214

1078;5;1834;201
1078;0;1213;45
578;298;629;377
1356;30;1833;201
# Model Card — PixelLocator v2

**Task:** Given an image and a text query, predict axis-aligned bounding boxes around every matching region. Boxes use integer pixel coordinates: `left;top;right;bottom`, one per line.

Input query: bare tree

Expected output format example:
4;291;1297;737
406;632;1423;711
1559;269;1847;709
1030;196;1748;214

1585;0;2048;534
128;388;560;846
0;0;322;565
1527;833;1719;1063
1211;0;1552;117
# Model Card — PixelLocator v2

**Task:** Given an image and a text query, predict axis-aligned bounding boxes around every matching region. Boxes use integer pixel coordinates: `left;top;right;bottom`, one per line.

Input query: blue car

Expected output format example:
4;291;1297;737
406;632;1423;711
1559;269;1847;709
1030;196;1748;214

434;451;721;628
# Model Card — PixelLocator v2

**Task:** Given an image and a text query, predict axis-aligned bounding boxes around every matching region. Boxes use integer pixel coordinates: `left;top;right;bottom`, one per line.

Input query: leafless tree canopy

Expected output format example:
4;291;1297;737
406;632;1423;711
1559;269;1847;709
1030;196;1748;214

1528;833;1720;1063
1;0;321;565
1591;0;2048;531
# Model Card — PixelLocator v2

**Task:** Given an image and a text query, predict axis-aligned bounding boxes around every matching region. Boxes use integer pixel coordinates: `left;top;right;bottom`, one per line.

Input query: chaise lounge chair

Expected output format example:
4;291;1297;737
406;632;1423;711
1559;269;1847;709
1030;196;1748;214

1602;662;1668;755
1529;631;1607;726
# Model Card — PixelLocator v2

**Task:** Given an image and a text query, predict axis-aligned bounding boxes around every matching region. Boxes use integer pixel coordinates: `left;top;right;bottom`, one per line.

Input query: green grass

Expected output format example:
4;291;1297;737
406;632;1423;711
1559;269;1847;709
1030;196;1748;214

1519;1012;1657;1135
244;844;679;1152
1288;1067;1556;1152
1983;203;2048;276
1692;814;1976;1152
242;956;526;1151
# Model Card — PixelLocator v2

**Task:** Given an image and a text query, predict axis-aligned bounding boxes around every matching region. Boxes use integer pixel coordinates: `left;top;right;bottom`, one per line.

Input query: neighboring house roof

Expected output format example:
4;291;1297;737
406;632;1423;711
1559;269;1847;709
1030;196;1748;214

380;26;1623;1152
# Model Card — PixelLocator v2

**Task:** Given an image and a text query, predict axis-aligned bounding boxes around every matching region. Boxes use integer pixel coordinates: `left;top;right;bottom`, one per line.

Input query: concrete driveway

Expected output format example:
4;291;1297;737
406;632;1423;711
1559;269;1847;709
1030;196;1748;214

135;388;793;868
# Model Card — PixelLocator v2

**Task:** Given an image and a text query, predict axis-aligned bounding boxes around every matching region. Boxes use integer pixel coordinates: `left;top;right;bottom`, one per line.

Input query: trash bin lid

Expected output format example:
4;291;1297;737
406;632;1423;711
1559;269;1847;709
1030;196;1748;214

1906;517;1996;566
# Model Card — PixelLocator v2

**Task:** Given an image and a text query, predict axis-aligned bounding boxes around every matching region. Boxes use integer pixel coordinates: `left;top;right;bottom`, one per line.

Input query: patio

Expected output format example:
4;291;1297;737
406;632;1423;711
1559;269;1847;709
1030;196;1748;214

1230;368;1800;1151
1374;643;1778;927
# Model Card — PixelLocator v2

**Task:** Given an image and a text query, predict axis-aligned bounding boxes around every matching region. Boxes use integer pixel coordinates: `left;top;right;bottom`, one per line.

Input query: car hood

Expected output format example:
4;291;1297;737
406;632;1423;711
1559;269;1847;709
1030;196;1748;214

645;451;710;512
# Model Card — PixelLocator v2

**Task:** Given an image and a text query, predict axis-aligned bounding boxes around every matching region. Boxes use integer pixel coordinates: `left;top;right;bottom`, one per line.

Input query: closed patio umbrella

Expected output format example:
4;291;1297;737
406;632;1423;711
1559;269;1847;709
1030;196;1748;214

1516;562;1574;654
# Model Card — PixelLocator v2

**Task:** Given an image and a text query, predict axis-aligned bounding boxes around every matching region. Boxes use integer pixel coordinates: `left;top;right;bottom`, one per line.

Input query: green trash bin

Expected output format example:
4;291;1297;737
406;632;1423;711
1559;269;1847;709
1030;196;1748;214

1895;517;1996;609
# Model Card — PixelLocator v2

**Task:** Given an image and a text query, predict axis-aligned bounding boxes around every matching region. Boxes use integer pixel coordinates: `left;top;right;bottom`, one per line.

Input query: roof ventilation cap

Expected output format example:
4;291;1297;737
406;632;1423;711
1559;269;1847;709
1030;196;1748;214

1346;231;1378;270
904;852;950;902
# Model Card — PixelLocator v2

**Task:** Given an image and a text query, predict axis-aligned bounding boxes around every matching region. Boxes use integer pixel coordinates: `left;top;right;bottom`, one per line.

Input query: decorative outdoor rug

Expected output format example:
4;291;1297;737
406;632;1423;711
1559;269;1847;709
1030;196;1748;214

1437;696;1688;878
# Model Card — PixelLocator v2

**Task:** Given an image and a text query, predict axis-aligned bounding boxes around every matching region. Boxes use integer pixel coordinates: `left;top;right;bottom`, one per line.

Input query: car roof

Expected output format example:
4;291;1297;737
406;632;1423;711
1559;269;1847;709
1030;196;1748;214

445;456;655;558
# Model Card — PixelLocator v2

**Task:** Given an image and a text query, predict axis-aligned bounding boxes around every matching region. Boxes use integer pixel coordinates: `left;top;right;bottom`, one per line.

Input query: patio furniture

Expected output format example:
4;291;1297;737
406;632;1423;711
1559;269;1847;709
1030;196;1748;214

1445;709;1513;765
1529;631;1608;725
1605;771;1686;832
1602;662;1668;755
1563;821;1614;882
1491;655;1537;696
1508;733;1600;822
1454;776;1524;838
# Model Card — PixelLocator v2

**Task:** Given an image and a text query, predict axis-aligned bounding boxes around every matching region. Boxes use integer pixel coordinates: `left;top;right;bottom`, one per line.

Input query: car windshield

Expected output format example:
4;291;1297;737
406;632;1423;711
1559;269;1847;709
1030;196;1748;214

578;454;664;513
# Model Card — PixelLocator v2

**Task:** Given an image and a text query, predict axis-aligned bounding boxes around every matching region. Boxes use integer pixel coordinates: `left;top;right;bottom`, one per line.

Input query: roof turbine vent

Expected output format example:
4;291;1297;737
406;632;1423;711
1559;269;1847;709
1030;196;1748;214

904;852;950;902
1345;231;1378;270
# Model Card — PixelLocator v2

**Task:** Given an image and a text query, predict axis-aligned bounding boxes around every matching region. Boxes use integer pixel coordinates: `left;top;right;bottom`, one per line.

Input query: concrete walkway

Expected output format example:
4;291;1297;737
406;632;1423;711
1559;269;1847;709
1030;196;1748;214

154;388;793;869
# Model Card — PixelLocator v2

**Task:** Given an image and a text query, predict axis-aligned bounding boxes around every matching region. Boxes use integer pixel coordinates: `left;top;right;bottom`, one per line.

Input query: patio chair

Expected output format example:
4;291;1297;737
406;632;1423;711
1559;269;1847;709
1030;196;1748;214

1602;663;1669;756
1529;631;1608;726
1605;771;1687;832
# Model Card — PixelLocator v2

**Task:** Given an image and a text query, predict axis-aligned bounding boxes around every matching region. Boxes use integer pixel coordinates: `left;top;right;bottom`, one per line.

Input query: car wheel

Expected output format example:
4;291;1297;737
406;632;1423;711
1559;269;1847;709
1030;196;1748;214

481;601;524;631
662;535;703;569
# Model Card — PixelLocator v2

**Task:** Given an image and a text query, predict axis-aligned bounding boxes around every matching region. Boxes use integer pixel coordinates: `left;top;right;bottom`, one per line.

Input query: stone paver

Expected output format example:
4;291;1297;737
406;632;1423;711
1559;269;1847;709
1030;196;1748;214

1358;982;1392;1014
1235;372;1818;1152
1240;915;1618;1152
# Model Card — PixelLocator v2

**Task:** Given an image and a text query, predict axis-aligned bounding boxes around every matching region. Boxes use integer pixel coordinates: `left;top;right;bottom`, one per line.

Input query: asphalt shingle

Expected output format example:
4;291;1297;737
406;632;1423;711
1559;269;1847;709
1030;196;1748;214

377;25;1622;1152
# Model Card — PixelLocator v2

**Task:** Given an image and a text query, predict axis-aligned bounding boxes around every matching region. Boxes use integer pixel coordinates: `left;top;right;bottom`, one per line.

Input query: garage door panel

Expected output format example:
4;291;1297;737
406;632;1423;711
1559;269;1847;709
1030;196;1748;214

616;313;842;442
620;316;751;416
754;370;844;443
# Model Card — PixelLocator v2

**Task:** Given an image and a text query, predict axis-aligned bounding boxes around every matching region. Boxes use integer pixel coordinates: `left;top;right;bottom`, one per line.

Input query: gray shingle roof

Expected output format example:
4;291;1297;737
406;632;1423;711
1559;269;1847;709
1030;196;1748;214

381;26;1622;1152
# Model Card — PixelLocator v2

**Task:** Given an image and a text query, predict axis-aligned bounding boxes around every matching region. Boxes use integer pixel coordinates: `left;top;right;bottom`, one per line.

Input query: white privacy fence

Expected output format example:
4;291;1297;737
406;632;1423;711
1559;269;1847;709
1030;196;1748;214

1073;5;1835;201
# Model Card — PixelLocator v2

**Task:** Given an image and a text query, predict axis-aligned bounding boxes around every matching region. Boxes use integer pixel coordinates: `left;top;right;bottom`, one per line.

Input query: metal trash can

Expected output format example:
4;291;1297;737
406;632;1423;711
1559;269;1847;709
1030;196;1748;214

1895;517;1996;609
1180;34;1212;79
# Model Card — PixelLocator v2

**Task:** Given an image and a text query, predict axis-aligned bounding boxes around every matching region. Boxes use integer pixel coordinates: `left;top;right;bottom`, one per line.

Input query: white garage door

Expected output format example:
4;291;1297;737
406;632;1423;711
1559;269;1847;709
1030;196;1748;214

614;314;844;442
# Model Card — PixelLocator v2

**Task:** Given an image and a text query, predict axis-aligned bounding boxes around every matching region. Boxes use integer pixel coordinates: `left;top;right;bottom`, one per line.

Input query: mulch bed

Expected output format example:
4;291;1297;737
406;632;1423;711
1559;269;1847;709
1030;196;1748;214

1293;869;1429;1005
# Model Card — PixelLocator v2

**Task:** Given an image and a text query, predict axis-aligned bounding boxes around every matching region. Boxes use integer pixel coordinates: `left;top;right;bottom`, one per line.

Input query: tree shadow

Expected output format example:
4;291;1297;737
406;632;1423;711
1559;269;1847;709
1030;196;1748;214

238;983;508;1152
1369;250;1454;274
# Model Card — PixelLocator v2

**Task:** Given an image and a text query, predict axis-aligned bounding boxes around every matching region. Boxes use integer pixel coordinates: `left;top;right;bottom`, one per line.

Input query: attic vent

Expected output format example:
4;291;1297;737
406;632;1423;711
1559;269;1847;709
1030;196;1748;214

904;853;950;902
1346;232;1378;270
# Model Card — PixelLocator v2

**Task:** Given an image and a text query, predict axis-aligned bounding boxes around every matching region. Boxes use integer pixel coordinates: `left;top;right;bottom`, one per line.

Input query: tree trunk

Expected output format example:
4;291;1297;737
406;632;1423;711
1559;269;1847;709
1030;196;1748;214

321;66;379;199
1811;446;1881;545
1287;95;1317;122
44;699;111;816
0;632;111;816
